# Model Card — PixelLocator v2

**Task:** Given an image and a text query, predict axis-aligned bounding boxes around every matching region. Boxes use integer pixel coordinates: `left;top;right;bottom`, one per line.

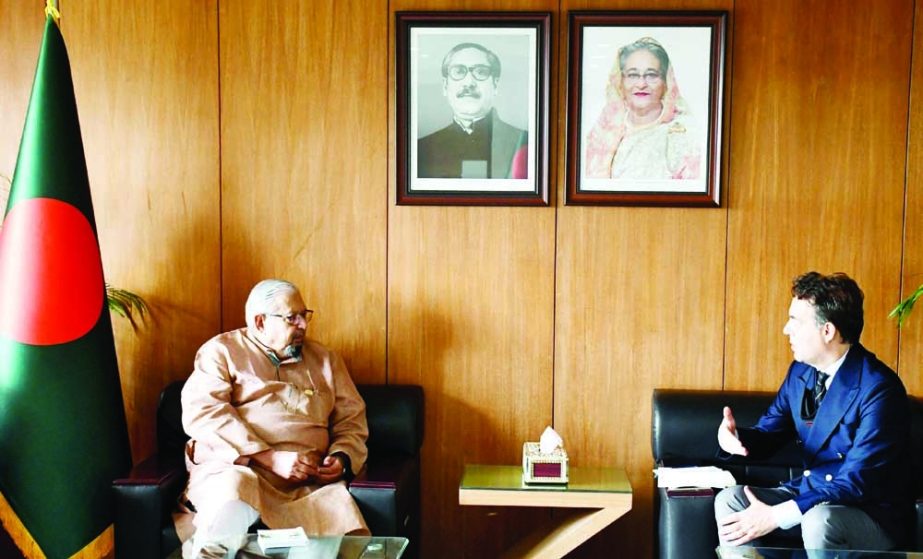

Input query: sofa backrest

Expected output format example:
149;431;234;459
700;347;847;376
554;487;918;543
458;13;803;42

156;380;424;459
652;388;923;495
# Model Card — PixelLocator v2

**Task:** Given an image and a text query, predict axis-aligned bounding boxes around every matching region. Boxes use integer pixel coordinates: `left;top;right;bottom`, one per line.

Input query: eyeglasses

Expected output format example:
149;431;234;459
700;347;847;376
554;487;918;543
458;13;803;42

267;309;314;325
622;71;663;85
447;64;493;81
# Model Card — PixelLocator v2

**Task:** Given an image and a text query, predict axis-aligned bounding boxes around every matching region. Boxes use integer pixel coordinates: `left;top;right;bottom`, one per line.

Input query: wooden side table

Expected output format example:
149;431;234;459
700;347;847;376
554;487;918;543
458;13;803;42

459;464;633;558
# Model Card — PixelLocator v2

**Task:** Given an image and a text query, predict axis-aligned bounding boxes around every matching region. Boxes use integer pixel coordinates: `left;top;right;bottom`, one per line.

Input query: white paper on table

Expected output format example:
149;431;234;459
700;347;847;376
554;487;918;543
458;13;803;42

654;466;736;489
257;527;309;552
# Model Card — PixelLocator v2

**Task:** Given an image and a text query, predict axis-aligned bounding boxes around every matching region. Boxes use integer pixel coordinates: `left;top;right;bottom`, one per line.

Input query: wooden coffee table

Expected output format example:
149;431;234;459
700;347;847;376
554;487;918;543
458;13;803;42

459;464;632;558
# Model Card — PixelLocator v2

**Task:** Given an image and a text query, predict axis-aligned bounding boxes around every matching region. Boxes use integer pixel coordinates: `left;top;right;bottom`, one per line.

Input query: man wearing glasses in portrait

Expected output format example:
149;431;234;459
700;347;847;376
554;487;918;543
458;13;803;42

417;42;529;179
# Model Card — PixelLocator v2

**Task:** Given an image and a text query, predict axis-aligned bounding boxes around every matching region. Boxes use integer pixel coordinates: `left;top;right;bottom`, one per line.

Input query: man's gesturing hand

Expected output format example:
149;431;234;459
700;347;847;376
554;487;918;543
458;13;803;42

717;486;778;546
717;406;749;456
251;449;318;482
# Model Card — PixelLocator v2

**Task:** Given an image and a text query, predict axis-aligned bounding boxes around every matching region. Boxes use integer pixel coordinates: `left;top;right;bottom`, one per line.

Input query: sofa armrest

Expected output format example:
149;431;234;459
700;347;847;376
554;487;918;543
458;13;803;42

349;453;420;542
112;454;187;559
656;487;718;559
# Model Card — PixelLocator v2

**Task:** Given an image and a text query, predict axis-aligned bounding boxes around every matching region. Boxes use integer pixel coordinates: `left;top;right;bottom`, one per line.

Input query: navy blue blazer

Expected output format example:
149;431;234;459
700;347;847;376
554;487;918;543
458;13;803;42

737;344;912;542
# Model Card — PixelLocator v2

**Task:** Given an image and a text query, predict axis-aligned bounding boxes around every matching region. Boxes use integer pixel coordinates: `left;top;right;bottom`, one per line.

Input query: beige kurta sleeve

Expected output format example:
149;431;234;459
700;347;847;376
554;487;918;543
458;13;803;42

181;338;271;463
326;350;368;475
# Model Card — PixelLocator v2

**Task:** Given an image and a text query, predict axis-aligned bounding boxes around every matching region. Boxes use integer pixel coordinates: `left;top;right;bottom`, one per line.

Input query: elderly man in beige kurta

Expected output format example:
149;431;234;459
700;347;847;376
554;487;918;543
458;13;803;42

178;279;368;557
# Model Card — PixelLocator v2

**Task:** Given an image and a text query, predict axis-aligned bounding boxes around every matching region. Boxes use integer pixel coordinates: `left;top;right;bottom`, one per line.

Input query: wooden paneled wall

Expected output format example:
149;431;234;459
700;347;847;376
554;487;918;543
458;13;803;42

1;1;921;558
218;0;388;383
553;0;731;554
0;2;43;211
725;0;912;392
388;1;557;555
69;0;223;462
902;0;923;398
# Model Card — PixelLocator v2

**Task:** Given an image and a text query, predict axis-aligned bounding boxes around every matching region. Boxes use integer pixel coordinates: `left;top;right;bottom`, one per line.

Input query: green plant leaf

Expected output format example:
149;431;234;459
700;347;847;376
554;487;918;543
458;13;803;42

106;283;148;330
889;283;923;328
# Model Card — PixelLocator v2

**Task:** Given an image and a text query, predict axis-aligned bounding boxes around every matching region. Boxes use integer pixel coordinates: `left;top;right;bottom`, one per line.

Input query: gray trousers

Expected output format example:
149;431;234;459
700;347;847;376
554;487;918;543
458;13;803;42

714;485;896;551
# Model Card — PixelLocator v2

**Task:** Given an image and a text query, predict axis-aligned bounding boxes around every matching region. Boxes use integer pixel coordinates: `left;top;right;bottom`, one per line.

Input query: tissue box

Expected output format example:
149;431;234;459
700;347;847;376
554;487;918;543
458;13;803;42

522;442;568;484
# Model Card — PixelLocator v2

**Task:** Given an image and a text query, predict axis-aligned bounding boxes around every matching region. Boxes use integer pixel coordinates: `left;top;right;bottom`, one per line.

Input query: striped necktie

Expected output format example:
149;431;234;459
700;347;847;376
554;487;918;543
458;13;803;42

815;371;830;410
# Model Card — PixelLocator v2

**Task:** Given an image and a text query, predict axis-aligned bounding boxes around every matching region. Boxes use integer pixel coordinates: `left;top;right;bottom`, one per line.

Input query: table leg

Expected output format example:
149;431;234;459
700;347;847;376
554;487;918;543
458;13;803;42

500;507;628;559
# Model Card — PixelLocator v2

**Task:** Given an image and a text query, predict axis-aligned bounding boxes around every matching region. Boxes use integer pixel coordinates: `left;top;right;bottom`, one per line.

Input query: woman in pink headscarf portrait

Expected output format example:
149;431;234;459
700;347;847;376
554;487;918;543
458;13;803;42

584;37;701;180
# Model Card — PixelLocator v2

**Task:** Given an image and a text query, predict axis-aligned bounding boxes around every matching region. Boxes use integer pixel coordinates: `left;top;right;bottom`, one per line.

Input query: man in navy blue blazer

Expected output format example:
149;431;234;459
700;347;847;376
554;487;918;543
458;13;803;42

714;271;912;551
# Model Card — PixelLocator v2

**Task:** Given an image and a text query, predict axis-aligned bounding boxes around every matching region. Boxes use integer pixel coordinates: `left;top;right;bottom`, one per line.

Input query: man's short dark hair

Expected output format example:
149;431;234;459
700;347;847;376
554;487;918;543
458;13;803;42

791;271;864;345
441;42;501;79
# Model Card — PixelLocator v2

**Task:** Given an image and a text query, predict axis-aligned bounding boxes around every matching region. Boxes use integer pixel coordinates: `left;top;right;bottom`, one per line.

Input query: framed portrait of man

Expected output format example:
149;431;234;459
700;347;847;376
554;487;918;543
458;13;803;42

565;11;727;207
396;12;550;206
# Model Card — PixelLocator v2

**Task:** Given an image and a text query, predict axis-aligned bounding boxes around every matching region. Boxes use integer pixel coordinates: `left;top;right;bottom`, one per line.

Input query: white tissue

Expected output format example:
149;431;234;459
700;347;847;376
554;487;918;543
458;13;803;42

539;426;564;454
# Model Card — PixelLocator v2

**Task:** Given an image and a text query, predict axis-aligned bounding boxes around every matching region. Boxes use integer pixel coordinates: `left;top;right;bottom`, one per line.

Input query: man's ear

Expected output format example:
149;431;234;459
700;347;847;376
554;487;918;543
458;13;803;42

821;321;838;344
442;78;449;97
253;314;265;331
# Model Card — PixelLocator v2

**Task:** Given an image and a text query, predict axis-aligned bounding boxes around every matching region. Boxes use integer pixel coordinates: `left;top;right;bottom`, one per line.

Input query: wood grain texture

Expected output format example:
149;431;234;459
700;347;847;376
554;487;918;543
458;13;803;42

725;0;912;391
501;507;630;559
554;0;731;557
0;1;44;215
60;2;222;462
899;0;923;396
219;0;388;385
388;204;556;557
388;1;556;556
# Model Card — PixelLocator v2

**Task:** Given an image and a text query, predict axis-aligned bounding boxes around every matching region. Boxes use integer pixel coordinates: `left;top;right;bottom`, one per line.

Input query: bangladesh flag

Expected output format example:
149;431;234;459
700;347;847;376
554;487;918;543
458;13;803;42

0;12;131;559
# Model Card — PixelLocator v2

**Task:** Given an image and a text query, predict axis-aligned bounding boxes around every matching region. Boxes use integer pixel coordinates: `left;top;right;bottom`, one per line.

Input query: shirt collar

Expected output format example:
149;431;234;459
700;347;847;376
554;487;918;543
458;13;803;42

819;346;850;382
453;114;488;134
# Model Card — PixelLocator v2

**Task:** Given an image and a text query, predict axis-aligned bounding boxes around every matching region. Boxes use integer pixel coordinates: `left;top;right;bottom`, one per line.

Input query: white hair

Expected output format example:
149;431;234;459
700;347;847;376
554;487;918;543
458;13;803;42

244;279;300;329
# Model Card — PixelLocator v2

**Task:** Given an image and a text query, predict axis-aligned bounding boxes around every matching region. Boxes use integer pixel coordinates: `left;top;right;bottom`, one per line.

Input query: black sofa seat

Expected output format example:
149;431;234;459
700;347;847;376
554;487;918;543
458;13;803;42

651;388;923;559
113;381;423;559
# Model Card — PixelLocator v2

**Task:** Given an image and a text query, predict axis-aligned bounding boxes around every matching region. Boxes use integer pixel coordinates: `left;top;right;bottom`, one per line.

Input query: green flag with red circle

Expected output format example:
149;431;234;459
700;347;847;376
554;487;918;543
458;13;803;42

0;14;131;559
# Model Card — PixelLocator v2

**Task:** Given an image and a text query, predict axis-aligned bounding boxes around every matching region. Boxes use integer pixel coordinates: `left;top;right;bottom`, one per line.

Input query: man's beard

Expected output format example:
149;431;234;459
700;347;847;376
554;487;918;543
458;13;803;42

280;343;302;360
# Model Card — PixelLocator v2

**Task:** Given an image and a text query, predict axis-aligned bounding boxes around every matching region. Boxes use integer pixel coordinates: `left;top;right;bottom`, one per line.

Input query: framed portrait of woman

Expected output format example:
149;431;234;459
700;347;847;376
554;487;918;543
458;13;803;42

396;12;550;206
565;11;727;207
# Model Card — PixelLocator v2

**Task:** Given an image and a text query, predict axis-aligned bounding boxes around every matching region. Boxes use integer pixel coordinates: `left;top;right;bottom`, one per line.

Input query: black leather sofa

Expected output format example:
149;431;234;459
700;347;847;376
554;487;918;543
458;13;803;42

112;381;424;559
651;388;923;559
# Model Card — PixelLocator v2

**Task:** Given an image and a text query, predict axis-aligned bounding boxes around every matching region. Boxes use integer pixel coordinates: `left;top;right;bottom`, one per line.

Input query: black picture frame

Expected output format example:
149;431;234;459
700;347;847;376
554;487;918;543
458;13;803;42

396;12;550;206
566;11;727;207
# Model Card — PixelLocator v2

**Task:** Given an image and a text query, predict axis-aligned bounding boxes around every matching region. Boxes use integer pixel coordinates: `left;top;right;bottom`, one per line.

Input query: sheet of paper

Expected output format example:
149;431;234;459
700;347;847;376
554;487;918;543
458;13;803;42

257;527;309;551
654;466;736;489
